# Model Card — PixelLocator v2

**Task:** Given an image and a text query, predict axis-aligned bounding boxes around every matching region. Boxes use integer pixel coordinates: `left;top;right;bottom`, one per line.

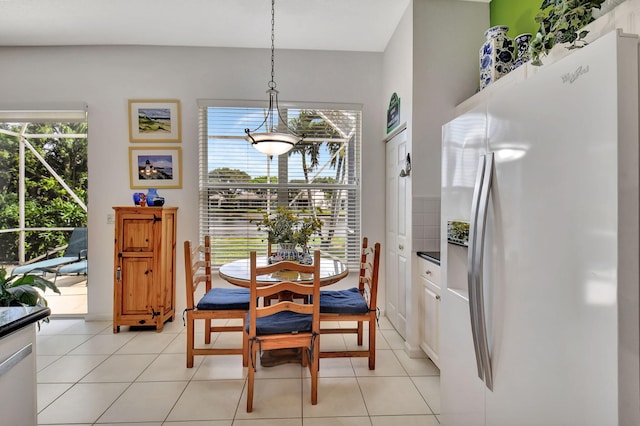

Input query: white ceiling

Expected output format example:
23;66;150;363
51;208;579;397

0;0;420;52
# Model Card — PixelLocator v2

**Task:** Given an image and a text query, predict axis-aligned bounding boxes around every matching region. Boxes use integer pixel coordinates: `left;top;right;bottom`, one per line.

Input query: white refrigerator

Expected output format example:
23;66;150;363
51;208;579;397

440;30;640;426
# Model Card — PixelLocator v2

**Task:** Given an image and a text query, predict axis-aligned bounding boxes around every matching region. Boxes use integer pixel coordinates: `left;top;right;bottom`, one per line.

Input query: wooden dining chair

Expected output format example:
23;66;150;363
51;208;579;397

184;236;250;368
319;237;381;370
246;250;321;412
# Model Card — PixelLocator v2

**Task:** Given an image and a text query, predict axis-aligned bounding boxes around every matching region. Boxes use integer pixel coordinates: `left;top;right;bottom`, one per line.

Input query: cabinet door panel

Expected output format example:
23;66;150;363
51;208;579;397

120;257;154;315
121;218;155;252
423;282;440;361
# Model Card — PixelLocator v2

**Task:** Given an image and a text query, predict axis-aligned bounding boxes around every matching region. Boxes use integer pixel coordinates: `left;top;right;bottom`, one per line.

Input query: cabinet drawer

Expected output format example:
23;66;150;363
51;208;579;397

417;257;441;287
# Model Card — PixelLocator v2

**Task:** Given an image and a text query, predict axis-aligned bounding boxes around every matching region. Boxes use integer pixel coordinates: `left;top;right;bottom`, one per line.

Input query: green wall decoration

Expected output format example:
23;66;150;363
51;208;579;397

490;0;540;38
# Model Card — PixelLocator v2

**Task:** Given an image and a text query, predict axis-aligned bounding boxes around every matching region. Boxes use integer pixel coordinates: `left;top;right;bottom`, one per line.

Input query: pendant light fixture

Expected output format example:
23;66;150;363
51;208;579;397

245;0;304;156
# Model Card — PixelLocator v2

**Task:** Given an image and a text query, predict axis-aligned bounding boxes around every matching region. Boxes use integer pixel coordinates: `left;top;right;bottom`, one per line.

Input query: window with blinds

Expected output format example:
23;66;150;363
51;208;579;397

198;100;362;268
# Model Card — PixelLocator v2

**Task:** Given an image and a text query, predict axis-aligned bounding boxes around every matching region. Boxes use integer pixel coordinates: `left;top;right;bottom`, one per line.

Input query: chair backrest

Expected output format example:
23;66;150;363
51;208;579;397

64;227;88;259
248;250;321;337
359;237;381;310
184;236;213;310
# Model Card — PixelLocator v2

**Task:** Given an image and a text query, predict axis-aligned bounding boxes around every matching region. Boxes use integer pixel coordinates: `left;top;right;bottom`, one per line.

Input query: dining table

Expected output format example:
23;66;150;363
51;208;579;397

218;254;349;366
218;255;349;289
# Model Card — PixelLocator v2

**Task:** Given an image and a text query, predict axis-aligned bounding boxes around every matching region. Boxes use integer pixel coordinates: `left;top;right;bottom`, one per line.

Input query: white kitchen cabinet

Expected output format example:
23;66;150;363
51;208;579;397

417;255;440;367
0;307;50;426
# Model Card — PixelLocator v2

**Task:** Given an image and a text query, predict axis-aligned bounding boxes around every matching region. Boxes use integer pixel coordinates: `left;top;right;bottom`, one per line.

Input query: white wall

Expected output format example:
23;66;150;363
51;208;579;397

381;0;489;355
381;0;414;318
0;45;384;320
411;0;488;255
412;0;489;198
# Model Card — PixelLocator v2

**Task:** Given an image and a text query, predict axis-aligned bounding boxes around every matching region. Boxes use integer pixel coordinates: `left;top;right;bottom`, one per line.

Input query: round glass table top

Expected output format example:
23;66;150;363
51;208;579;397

218;256;349;288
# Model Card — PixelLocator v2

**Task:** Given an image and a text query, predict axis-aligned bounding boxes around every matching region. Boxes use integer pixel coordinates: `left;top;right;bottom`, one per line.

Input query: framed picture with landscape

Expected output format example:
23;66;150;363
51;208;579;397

128;99;181;142
129;146;182;189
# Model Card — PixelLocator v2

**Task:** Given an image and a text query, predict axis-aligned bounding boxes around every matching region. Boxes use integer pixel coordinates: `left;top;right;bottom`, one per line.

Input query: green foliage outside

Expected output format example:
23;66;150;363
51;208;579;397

0;122;88;263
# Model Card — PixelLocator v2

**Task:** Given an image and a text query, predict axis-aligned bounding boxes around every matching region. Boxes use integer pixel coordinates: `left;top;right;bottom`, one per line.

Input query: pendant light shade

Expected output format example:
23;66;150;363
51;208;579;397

244;0;303;156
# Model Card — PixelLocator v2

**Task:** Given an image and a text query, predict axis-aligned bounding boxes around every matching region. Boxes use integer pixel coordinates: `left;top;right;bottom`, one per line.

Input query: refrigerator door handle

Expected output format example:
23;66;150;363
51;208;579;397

468;154;486;381
475;152;494;391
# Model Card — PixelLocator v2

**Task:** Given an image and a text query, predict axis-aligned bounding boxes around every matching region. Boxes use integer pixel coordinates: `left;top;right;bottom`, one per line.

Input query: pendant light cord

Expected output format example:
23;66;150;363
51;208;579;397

269;0;276;90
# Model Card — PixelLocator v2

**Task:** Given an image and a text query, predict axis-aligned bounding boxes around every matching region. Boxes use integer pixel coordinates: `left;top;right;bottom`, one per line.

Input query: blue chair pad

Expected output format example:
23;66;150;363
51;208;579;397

247;310;312;336
320;287;369;314
57;260;88;275
12;256;80;275
197;288;250;310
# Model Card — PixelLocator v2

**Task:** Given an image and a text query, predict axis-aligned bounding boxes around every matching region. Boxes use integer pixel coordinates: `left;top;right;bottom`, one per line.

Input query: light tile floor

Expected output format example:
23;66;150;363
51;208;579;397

36;316;441;425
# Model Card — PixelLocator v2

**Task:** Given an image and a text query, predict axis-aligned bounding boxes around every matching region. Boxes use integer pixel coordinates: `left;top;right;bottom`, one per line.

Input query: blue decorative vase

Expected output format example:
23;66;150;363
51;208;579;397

513;33;532;70
277;243;299;261
479;25;514;90
146;188;159;206
133;192;144;205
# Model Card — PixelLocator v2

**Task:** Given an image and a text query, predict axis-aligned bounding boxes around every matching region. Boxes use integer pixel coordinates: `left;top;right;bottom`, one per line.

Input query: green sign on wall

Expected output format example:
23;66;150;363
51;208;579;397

386;93;400;134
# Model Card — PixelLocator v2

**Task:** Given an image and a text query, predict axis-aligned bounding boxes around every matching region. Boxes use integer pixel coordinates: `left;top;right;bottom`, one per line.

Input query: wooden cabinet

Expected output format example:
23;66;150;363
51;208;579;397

112;206;178;333
417;255;440;367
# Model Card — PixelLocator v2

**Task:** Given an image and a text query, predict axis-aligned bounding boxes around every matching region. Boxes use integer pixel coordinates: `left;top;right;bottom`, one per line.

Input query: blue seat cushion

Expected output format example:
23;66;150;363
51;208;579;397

246;310;312;336
196;288;250;310
57;260;88;275
320;287;369;314
12;256;80;275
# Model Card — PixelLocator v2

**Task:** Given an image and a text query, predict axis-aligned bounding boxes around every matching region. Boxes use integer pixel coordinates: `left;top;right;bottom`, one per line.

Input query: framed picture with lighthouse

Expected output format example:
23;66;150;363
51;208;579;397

129;146;182;189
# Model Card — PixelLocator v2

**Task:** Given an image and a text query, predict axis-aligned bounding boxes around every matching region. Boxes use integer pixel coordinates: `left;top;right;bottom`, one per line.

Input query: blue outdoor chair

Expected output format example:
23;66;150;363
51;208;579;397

53;259;88;284
12;228;88;276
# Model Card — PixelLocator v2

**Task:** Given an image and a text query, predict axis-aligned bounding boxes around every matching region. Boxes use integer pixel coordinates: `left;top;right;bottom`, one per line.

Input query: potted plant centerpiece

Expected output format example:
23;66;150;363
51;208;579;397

529;0;606;66
256;206;322;264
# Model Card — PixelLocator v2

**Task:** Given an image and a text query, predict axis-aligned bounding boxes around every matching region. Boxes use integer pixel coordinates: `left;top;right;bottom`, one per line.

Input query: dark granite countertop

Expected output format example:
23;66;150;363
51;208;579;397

0;306;51;338
417;251;440;266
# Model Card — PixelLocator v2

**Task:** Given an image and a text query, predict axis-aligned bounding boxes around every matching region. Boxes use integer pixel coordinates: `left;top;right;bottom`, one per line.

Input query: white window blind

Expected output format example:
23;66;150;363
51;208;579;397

198;100;362;268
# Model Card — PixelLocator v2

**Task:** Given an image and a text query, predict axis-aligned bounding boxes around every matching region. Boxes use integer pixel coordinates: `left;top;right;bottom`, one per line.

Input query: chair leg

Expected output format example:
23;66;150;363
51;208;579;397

242;327;249;367
310;343;319;405
186;314;195;368
368;318;376;370
247;342;257;412
357;320;364;346
204;318;212;344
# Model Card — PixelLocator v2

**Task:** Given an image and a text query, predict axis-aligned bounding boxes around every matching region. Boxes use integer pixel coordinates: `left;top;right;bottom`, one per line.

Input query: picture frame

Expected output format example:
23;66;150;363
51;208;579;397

128;99;181;142
129;146;182;189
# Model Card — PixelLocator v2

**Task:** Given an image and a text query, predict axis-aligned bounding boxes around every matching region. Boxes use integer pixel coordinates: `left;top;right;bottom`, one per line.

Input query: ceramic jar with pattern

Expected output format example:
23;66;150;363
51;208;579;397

513;33;532;70
277;242;298;261
479;25;514;90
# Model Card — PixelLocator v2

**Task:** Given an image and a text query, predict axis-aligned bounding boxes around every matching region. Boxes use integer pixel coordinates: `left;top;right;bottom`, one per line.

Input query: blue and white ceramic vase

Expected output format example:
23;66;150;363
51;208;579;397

479;25;514;90
513;33;532;70
277;243;298;261
146;188;159;206
298;246;313;265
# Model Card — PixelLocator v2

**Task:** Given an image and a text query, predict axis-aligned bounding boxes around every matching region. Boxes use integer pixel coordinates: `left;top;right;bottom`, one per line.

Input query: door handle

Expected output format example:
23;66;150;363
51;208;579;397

399;153;411;177
468;154;486;383
474;152;494;391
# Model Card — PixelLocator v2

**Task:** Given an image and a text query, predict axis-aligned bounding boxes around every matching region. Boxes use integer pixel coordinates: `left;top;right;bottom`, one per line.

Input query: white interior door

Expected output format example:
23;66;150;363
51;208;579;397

385;128;410;338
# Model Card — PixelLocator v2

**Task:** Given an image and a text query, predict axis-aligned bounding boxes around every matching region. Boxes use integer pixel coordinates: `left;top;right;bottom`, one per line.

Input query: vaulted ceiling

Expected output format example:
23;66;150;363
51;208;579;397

0;0;415;52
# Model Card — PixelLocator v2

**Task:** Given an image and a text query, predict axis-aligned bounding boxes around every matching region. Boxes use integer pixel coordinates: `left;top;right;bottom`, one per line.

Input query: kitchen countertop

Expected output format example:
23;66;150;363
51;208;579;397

0;306;51;338
417;251;440;266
